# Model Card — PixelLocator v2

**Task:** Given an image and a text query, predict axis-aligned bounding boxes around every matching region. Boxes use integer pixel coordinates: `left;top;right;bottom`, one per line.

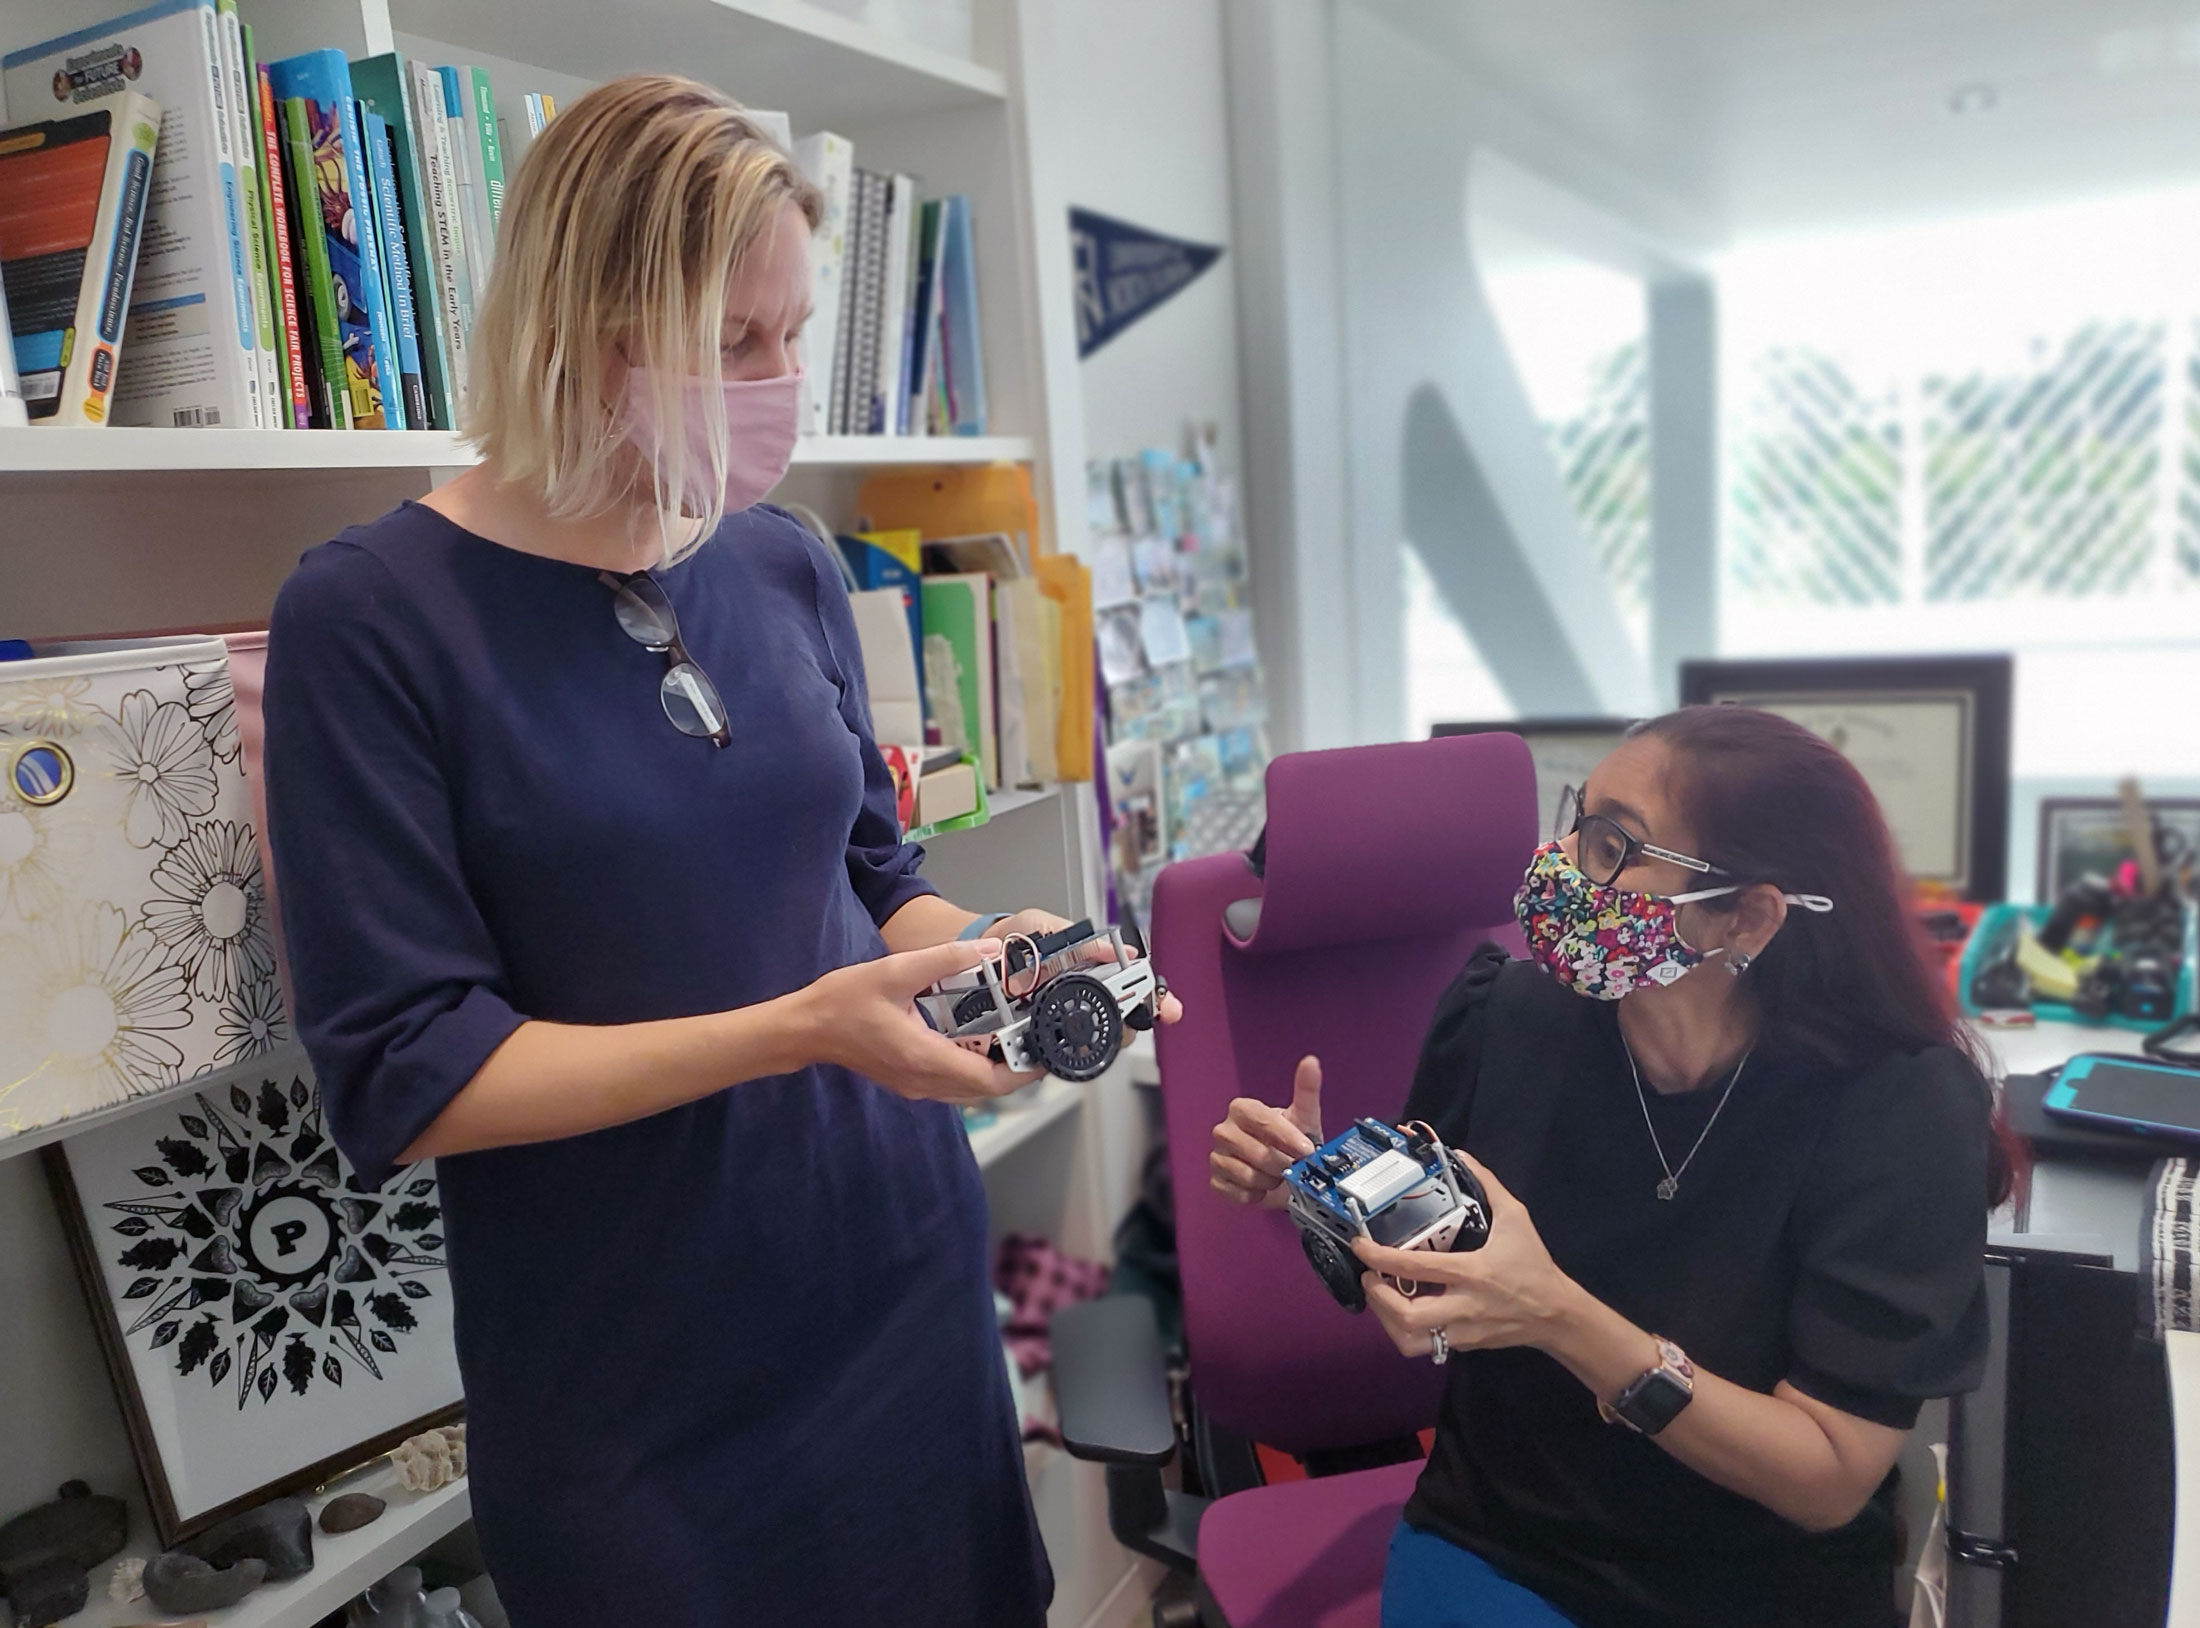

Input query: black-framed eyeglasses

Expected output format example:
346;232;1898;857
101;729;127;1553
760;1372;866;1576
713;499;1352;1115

1553;785;1728;890
599;571;732;749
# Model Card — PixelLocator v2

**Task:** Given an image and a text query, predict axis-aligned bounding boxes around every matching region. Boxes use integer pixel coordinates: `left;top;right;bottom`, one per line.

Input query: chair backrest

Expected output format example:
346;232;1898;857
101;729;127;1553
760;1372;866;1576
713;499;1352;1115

1150;732;1537;1455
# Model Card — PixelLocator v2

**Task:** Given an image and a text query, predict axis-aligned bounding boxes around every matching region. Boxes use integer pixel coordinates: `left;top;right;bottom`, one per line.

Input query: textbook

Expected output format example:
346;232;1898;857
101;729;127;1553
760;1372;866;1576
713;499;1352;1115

215;0;280;422
436;66;489;307
4;0;261;428
409;58;470;405
792;131;851;438
0;96;160;424
352;53;455;428
871;172;916;435
247;38;311;426
277;94;345;427
362;108;427;430
268;52;392;427
937;194;986;435
920;573;997;792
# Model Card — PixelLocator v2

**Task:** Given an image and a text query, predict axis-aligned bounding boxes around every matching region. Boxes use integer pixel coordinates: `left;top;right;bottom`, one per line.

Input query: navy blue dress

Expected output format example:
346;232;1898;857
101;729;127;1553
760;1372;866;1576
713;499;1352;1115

262;501;1049;1628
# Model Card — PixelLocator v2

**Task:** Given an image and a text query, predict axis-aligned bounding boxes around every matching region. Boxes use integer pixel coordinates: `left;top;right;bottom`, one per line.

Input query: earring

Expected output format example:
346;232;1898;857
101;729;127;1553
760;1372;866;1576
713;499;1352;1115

1728;950;1754;976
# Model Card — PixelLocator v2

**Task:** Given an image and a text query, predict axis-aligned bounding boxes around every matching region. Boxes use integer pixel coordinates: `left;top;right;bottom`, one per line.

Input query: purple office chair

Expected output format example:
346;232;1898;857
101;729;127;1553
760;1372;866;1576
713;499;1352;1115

1054;733;1538;1628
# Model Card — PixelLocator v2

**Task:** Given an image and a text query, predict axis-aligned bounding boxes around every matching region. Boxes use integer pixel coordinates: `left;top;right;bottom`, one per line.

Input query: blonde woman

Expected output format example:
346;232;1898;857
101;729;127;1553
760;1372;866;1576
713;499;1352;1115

263;76;1117;1624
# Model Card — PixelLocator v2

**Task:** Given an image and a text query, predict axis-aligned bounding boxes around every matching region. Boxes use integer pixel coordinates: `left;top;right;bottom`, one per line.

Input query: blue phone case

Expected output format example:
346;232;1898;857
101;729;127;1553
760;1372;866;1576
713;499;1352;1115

2043;1053;2200;1145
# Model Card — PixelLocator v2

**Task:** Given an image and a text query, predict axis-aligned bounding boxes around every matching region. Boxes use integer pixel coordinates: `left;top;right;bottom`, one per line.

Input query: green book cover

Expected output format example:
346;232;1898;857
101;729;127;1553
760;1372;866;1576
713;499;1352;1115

281;94;349;429
352;53;453;429
241;25;296;427
470;66;504;233
919;574;997;791
217;0;279;416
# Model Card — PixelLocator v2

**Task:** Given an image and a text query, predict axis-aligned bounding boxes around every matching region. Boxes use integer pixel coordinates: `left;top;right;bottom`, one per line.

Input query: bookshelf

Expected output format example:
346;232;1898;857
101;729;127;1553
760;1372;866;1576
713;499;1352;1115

0;0;1152;1624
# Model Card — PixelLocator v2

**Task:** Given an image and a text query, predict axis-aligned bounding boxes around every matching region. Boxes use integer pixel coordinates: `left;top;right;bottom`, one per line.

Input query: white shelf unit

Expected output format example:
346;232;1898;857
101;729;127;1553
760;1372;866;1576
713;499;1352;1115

0;429;1035;474
69;1469;473;1628
0;0;1146;1624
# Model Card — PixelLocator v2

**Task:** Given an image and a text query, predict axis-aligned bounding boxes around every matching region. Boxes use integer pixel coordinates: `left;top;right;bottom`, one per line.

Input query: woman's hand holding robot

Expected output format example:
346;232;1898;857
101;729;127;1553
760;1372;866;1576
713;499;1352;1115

1210;1056;1326;1208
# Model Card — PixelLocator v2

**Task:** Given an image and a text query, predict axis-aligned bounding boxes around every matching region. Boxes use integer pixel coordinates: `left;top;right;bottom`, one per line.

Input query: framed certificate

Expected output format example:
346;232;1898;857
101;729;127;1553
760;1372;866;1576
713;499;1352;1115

1431;718;1638;843
1678;656;2012;901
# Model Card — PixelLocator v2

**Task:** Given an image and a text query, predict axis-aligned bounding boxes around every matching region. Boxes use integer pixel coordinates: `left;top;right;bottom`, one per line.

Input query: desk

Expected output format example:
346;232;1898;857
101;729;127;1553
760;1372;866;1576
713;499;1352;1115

1985;1017;2157;1269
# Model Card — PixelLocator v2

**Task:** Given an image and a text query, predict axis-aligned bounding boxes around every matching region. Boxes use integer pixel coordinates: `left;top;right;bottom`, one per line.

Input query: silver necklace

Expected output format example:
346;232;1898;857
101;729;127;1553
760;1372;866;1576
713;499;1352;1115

1621;1034;1753;1201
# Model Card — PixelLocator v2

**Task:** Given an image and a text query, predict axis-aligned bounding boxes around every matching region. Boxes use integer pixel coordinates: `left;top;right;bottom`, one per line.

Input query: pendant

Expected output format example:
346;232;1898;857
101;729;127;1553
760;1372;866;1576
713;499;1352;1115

1656;1176;1679;1201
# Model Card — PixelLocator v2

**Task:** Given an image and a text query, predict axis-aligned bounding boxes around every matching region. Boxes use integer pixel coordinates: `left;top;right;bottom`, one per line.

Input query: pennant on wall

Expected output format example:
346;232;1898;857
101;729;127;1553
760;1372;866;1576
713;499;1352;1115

1071;207;1224;358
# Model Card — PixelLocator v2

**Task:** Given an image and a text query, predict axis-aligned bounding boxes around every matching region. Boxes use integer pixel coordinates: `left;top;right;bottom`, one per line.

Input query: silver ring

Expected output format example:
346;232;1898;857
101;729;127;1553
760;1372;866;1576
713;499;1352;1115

1429;1326;1449;1366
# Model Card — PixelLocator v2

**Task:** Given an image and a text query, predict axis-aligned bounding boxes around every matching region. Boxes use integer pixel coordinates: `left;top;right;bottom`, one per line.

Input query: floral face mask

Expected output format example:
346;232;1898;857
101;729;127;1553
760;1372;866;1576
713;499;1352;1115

1512;841;1744;1000
1512;841;1834;1000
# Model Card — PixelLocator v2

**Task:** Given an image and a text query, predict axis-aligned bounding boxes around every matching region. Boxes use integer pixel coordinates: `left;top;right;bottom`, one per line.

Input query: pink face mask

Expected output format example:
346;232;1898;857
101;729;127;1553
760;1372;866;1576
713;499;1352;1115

624;366;803;517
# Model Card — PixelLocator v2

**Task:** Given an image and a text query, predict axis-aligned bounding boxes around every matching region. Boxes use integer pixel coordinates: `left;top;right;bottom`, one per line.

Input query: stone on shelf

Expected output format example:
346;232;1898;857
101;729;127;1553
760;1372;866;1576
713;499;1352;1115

182;1495;314;1582
2;1556;89;1627
142;1552;268;1615
320;1492;388;1534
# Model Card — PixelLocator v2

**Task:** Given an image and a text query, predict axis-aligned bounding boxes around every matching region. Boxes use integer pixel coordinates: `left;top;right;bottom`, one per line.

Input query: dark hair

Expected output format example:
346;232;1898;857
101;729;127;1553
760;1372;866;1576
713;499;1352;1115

1634;705;2024;1207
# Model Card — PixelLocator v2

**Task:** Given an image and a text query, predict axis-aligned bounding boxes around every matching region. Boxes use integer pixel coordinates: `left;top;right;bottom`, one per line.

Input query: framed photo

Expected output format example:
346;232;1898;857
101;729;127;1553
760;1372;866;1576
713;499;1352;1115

47;1045;464;1545
1678;656;2013;902
2037;798;2200;902
1431;718;1637;842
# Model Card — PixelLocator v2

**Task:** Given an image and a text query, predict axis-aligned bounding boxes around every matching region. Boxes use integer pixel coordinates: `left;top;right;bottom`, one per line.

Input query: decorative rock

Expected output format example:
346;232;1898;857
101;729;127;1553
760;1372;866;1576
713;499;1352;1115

109;1554;147;1602
142;1551;268;1615
0;1480;130;1574
182;1495;314;1582
319;1493;387;1534
2;1556;88;1627
391;1427;467;1494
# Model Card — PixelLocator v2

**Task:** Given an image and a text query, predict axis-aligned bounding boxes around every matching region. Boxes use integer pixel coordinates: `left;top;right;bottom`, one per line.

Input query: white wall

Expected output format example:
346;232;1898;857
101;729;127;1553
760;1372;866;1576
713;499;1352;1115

1047;0;1244;485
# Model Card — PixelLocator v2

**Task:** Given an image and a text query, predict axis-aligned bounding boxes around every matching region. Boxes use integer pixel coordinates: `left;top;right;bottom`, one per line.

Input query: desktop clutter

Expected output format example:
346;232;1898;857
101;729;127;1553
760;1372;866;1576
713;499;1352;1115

0;1427;483;1628
1961;780;2198;1047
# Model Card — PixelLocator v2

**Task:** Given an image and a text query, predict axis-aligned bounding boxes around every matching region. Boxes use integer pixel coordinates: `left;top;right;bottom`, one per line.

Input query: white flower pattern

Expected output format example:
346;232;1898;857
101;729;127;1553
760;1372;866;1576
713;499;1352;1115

184;660;240;762
106;691;218;849
0;903;193;1127
214;972;291;1065
3;675;102;738
143;821;273;1003
0;796;94;923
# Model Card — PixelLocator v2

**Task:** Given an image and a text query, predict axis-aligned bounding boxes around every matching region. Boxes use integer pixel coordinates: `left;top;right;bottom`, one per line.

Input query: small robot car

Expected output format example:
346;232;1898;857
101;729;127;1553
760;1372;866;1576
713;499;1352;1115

1284;1117;1490;1312
915;919;1166;1081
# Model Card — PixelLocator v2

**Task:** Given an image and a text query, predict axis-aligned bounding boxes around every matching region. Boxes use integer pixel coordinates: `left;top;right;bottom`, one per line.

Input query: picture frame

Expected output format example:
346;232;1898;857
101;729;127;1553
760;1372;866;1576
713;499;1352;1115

46;1045;464;1546
1430;717;1638;841
2037;797;2200;903
1677;655;2013;902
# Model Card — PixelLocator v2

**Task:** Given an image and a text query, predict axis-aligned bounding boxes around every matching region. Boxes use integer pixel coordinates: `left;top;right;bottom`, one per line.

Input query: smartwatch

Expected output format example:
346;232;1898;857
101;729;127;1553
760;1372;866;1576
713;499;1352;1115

1599;1337;1696;1436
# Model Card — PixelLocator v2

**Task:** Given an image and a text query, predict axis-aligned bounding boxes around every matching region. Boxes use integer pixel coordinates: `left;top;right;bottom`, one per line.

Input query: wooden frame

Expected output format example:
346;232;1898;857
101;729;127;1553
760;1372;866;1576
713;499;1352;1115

1678;655;2013;903
43;1055;465;1547
1431;717;1638;838
2037;796;2200;903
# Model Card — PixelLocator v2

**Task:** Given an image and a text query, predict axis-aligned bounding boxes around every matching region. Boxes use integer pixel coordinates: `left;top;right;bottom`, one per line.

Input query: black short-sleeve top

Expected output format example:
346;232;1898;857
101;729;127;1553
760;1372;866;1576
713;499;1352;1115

1399;946;1992;1628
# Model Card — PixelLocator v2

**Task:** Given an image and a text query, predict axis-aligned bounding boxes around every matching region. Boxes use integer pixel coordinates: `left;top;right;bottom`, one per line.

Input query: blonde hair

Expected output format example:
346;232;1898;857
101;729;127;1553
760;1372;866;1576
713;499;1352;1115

463;74;822;552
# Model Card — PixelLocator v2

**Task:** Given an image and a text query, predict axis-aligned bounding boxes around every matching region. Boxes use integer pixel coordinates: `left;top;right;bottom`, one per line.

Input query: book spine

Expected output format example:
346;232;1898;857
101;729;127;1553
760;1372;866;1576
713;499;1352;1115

356;60;455;429
942;195;986;435
412;60;470;400
279;93;350;429
54;99;159;424
470;67;505;237
828;168;869;435
792;132;852;438
907;200;943;439
216;1;280;425
365;113;429;431
439;66;489;304
246;39;309;427
849;170;888;435
343;98;406;429
873;174;915;437
200;4;263;426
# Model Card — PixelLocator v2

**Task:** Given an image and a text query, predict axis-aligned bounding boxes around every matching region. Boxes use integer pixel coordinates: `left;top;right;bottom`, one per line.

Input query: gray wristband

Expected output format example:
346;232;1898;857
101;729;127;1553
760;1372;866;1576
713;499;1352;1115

958;912;1011;941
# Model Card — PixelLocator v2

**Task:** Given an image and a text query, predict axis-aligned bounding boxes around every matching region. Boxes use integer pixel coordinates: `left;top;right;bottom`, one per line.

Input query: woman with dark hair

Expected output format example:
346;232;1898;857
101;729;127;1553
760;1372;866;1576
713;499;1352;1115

1211;706;2019;1628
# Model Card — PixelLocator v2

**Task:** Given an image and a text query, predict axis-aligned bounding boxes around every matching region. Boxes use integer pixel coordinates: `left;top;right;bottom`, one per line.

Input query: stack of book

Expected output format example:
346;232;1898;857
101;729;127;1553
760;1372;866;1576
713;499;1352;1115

793;134;988;439
0;0;557;431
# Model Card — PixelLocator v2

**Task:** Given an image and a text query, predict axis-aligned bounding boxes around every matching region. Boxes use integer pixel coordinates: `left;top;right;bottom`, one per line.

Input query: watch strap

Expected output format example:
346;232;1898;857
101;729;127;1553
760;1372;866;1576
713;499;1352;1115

958;912;1012;941
1600;1337;1696;1436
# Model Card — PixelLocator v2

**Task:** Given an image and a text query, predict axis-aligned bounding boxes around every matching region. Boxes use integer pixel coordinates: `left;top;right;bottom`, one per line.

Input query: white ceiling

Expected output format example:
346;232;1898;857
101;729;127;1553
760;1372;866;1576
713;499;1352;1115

1352;0;2200;241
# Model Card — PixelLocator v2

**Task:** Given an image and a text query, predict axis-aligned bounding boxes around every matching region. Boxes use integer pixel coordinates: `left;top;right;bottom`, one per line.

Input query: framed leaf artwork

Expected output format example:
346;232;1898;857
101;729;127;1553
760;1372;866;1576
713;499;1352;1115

47;1043;464;1544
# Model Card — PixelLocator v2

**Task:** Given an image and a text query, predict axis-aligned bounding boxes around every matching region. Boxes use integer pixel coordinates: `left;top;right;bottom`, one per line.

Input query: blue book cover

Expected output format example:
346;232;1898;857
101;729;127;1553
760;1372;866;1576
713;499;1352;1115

361;108;427;430
268;48;396;426
938;195;986;436
342;98;404;428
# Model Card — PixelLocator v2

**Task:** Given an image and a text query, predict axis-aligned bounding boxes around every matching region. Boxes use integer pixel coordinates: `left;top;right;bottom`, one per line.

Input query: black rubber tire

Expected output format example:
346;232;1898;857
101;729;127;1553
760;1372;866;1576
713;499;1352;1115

1124;1000;1156;1032
1447;1150;1493;1253
1300;1225;1366;1312
1027;972;1124;1081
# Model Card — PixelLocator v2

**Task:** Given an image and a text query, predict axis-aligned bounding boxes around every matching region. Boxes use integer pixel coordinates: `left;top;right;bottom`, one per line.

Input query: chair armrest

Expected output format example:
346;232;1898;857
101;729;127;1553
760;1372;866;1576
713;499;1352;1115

1052;1295;1177;1466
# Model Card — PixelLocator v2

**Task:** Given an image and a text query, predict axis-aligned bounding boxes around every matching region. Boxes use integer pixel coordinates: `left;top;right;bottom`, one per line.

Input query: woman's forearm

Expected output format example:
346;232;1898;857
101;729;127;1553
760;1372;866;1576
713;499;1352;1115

401;995;818;1162
879;894;981;953
1536;1281;1899;1532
